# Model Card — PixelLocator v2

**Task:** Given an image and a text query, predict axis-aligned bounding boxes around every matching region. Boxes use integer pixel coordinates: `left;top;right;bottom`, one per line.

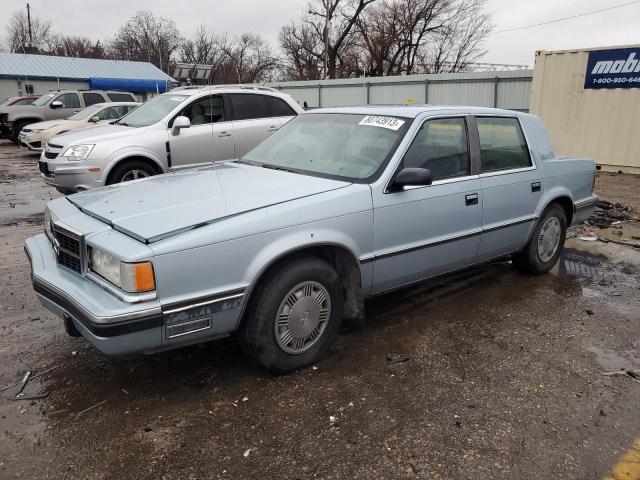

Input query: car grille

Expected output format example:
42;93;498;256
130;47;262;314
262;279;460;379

45;143;63;159
44;151;58;159
52;224;85;274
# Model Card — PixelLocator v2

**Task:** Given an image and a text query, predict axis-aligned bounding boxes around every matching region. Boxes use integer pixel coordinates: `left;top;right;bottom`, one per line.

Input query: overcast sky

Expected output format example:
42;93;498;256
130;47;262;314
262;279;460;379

1;0;639;67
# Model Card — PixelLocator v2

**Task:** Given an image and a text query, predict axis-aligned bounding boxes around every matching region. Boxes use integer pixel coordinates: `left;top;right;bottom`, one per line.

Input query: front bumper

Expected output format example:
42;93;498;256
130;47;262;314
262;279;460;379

18;131;45;152
0;121;13;138
38;156;104;193
25;234;164;354
25;233;244;355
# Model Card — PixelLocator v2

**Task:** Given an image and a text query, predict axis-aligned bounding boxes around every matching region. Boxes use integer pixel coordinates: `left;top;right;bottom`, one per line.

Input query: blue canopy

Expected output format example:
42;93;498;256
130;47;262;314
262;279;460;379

89;77;170;93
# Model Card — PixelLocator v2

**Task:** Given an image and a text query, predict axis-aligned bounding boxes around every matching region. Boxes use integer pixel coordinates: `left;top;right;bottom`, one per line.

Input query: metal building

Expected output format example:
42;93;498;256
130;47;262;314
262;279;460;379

530;45;640;174
267;70;533;111
0;53;177;101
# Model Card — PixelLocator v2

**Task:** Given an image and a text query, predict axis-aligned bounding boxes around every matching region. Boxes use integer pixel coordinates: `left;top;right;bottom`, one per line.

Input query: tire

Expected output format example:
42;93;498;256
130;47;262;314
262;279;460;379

10;120;30;143
106;160;157;185
512;204;567;275
238;257;344;374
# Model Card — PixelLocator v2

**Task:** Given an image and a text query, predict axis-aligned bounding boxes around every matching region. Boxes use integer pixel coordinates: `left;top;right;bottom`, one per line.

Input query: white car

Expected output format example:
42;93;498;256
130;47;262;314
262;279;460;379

19;102;140;152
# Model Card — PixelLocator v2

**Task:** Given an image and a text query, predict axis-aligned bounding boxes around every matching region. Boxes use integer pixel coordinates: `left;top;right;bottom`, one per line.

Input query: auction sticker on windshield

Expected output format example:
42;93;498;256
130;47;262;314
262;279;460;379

358;116;405;130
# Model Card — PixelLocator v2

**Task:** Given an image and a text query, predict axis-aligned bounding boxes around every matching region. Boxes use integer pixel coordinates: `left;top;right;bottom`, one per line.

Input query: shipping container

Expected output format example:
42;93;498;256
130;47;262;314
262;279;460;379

530;45;640;174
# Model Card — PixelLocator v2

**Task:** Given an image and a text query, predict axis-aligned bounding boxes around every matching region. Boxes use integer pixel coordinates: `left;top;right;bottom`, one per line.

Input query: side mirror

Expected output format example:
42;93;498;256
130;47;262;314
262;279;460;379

392;167;433;189
90;116;100;123
50;100;63;109
172;115;191;135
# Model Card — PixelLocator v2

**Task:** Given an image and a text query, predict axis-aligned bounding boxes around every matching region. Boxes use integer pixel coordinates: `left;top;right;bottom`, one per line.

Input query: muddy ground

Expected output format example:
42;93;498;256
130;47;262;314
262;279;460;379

1;140;639;480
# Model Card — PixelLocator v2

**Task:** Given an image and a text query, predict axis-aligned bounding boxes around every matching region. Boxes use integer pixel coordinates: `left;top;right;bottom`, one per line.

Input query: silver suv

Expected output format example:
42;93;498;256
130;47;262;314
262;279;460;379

39;86;303;193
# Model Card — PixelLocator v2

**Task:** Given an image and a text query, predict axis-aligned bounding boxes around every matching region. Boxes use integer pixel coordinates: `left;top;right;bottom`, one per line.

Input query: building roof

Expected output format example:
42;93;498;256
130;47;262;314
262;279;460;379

0;53;175;84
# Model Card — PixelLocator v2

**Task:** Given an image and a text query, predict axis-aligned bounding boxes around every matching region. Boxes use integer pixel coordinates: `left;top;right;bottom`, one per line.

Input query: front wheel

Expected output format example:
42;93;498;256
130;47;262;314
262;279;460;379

238;257;344;374
106;160;157;185
512;204;567;275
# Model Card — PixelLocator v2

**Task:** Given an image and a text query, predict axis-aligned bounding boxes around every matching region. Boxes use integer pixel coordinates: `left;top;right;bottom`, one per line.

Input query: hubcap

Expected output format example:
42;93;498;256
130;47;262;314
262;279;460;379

120;169;150;182
537;216;562;262
275;281;331;354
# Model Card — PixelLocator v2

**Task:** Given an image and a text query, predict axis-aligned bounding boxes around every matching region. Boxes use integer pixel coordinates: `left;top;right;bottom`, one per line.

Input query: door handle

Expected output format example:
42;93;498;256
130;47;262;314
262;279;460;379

268;126;279;132
531;182;541;192
218;131;232;138
465;193;479;206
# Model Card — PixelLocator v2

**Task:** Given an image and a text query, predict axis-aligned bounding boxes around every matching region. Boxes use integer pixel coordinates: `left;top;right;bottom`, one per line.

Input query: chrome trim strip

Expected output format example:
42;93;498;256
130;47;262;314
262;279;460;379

478;166;536;177
166;318;212;339
401;174;480;191
359;215;538;263
163;292;245;315
363;229;483;262
86;272;157;303
482;215;537;233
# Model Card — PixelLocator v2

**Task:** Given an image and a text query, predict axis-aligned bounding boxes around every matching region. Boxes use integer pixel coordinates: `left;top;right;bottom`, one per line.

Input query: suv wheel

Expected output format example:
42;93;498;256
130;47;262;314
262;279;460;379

512;204;567;275
238;257;344;374
11;120;31;144
107;160;157;185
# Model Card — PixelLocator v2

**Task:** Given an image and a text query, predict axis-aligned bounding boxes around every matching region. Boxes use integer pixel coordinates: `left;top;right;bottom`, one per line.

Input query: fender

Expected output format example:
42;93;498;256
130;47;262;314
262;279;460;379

101;146;166;182
238;227;373;322
535;185;574;218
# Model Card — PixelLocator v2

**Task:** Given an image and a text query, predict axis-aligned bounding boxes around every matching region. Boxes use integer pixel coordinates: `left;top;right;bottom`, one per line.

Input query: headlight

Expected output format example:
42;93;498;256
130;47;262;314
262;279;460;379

28;129;43;134
61;144;94;161
90;248;155;293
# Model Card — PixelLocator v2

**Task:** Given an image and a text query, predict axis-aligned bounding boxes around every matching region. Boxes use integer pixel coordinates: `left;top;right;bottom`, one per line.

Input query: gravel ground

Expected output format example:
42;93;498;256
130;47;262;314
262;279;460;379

1;140;639;480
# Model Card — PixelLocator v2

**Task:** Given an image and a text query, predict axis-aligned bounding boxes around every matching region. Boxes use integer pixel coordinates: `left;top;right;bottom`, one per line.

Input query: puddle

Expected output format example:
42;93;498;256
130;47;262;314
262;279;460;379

587;345;640;372
554;248;604;282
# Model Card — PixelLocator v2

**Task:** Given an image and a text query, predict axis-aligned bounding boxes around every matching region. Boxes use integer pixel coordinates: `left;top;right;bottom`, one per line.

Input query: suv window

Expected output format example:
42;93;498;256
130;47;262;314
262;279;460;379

57;93;81;108
107;92;135;102
82;93;104;106
402;117;470;181
179;95;225;125
229;94;270;121
266;96;296;117
476;117;532;172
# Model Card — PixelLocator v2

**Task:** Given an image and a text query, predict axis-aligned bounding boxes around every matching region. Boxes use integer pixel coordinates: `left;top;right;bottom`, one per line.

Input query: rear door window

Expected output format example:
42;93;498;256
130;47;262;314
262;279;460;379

476;117;532;172
82;92;104;106
229;94;269;120
402;117;470;181
265;96;296;117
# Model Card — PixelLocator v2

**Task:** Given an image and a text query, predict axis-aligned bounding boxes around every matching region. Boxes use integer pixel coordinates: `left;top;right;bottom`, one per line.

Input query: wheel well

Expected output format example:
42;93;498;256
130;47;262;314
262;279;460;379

242;245;365;325
106;156;162;183
548;196;573;225
14;118;41;129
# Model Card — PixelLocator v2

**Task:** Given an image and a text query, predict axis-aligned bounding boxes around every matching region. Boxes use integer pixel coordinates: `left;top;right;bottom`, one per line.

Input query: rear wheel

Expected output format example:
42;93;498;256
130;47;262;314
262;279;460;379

106;160;157;185
238;257;344;374
512;204;567;275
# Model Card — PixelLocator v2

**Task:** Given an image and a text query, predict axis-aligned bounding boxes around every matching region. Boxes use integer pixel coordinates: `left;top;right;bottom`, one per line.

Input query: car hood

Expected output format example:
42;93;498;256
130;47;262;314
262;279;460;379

26;119;80;131
67;162;351;243
50;124;145;146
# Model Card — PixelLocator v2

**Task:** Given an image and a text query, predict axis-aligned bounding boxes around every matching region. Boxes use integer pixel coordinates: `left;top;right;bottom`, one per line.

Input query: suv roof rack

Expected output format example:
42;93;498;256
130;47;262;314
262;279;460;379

170;84;279;93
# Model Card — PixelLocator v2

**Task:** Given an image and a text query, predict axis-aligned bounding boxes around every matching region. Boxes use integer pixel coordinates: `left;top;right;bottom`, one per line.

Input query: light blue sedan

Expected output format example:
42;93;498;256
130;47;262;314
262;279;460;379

26;105;598;373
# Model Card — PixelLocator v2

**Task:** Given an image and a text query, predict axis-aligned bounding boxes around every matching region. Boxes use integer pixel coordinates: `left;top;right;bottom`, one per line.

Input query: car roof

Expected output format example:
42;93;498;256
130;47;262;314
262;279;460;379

305;105;530;119
90;101;141;107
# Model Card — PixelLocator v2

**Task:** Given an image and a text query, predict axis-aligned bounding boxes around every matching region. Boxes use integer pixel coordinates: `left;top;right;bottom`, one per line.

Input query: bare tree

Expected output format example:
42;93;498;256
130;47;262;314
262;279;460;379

6;8;53;53
280;0;378;80
217;34;279;84
279;21;323;80
45;35;105;59
179;25;229;82
108;11;182;73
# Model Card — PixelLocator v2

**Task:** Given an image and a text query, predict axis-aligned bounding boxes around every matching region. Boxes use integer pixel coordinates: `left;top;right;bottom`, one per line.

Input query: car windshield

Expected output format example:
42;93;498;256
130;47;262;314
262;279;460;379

33;93;56;106
67;104;103;120
116;94;187;127
243;113;410;181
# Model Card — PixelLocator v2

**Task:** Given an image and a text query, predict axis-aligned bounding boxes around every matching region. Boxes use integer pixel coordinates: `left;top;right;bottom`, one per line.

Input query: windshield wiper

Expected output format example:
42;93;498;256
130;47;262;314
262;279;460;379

260;163;299;174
